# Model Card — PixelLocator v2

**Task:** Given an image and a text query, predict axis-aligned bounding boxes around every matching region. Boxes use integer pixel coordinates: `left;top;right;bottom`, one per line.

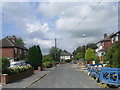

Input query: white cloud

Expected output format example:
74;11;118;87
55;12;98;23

2;2;118;54
26;22;49;33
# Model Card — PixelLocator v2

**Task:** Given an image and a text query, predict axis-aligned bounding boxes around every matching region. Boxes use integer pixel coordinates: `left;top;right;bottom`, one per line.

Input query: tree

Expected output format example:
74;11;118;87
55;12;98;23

74;52;83;60
86;43;97;50
103;42;120;68
0;58;10;74
85;48;99;63
37;45;42;67
28;45;42;69
42;55;53;68
73;43;97;59
16;38;25;45
49;47;62;62
9;36;25;45
73;46;85;59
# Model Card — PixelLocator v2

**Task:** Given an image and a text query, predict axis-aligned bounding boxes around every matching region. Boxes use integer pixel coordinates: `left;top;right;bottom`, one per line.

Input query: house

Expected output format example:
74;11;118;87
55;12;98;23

0;36;28;61
60;50;73;62
96;33;114;62
110;31;120;44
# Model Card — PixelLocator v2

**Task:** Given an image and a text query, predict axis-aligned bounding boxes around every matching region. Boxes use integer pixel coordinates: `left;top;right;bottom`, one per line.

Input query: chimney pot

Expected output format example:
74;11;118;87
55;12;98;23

104;33;107;38
12;35;16;42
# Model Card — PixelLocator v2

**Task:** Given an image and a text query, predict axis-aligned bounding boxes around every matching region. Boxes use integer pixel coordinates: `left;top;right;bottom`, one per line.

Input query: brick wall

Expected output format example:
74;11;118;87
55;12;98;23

104;41;112;52
1;48;14;58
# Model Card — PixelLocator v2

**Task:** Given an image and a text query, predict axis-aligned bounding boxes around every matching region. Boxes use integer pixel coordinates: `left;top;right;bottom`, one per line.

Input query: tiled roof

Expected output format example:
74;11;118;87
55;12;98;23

97;33;114;43
110;31;120;38
61;50;72;56
0;37;28;50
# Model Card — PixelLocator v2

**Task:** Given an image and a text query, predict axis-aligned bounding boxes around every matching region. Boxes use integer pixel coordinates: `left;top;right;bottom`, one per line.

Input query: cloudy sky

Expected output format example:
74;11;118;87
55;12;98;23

1;0;119;54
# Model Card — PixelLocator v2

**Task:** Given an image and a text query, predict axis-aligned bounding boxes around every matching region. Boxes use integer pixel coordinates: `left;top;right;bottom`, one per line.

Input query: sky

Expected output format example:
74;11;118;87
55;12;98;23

1;0;119;54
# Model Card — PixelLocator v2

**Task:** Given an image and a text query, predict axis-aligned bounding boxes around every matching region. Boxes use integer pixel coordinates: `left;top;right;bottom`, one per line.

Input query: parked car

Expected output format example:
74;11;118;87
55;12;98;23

10;61;30;68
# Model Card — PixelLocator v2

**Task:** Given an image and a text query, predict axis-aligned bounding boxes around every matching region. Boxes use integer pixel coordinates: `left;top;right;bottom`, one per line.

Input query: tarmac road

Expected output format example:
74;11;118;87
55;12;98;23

28;63;101;88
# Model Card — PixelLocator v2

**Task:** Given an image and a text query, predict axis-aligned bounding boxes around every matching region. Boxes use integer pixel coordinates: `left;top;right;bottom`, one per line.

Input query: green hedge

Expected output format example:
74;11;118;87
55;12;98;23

8;65;33;75
0;58;10;74
65;59;72;63
43;61;52;68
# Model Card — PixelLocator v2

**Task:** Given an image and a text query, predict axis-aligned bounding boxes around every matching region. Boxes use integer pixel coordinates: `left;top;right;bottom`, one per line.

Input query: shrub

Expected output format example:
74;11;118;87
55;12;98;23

8;65;33;75
0;58;10;74
65;59;72;63
103;42;120;68
43;61;52;68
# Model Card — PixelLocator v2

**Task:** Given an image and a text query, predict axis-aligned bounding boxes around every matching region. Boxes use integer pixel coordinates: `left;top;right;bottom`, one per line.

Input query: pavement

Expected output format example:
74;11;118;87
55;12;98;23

28;63;101;88
2;67;55;89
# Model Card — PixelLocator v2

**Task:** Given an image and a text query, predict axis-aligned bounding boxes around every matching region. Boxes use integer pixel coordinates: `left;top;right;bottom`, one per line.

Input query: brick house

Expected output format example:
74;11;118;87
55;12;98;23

60;50;73;62
0;36;28;60
96;33;114;62
110;31;120;44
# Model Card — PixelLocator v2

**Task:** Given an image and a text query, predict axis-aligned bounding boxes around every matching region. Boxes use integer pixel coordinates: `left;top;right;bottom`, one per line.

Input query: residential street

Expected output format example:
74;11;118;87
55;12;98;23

28;64;101;88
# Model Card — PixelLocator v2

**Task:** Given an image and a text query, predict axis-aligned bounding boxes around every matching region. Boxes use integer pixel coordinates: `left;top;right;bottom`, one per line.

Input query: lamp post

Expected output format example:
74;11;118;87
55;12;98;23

82;34;86;52
82;34;87;65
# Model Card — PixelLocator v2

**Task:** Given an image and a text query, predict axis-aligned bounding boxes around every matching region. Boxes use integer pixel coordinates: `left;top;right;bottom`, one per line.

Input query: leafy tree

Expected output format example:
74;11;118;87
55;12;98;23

85;48;99;63
74;52;83;60
103;42;120;68
9;36;25;45
42;55;53;68
49;47;62;62
73;46;85;60
16;38;25;45
28;45;42;69
86;43;97;50
0;58;10;74
73;43;97;59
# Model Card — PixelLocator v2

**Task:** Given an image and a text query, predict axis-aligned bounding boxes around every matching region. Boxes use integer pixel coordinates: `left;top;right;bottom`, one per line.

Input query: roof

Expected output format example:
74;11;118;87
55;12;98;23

110;31;120;38
0;37;28;50
97;33;114;44
60;50;72;56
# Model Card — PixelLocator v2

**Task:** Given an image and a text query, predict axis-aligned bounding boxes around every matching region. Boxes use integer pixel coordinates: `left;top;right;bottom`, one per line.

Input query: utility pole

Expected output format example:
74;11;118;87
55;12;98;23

55;38;57;61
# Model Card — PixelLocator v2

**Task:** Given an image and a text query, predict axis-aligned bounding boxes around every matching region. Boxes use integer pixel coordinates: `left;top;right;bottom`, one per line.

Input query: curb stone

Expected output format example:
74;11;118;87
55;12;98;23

23;74;47;89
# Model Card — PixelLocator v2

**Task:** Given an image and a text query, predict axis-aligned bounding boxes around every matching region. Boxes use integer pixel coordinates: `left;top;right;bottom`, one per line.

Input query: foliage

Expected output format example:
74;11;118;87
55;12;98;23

43;61;52;68
8;65;33;75
16;38;25;45
103;42;120;68
73;46;85;58
73;43;97;59
0;58;10;74
42;55;52;62
74;52;83;60
9;36;25;45
49;47;62;62
85;48;99;62
28;45;42;69
65;59;72;63
42;55;53;68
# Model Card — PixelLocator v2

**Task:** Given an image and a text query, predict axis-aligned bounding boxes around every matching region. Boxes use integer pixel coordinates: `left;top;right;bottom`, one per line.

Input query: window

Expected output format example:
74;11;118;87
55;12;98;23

24;50;26;55
14;48;17;54
19;49;22;54
111;38;114;43
115;36;118;41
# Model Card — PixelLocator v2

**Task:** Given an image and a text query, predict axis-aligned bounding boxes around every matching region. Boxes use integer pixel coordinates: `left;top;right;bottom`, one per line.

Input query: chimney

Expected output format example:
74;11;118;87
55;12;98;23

12;35;16;42
104;33;107;38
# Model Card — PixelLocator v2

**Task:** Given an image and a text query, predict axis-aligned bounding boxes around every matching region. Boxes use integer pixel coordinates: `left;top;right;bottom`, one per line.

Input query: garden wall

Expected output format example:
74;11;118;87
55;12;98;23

1;69;34;84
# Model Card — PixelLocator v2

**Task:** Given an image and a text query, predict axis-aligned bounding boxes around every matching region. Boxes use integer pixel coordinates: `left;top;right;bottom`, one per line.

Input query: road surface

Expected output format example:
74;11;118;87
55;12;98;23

28;64;101;88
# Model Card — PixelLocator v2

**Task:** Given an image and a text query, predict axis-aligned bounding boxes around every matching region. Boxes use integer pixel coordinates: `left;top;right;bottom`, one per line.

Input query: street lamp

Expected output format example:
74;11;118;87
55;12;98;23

82;34;86;52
